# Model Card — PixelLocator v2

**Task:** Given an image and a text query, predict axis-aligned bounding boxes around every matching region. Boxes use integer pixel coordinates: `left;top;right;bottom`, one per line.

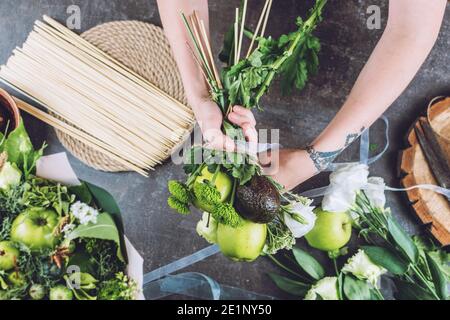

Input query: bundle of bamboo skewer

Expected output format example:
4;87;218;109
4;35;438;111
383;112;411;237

0;16;194;176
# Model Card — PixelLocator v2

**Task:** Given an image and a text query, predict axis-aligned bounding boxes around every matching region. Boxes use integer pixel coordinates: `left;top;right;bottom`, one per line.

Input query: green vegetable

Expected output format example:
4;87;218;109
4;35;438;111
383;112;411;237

0;161;21;191
65;272;98;300
84;239;125;281
21;178;75;216
49;285;73;300
29;284;46;300
211;202;242;228
98;272;137;300
193;182;221;210
167;196;190;215
168;180;190;203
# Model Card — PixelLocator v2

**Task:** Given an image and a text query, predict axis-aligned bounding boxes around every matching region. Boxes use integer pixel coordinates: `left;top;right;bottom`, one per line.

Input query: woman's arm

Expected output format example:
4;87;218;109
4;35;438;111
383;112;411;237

263;0;447;190
157;0;235;150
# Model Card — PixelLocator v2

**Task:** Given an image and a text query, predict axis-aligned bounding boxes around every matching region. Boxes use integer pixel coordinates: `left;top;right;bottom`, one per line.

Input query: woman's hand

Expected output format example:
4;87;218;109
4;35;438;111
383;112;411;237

259;149;318;191
200;103;257;152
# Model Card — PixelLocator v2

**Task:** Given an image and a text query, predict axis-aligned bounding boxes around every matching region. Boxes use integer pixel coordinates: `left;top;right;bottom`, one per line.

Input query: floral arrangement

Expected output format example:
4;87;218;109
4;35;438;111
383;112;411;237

0;121;139;300
168;0;327;262
269;164;449;300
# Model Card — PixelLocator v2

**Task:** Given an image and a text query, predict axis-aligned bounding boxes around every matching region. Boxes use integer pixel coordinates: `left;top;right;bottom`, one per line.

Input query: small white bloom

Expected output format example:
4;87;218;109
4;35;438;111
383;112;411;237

364;177;386;209
70;201;99;225
196;212;217;244
304;277;339;300
283;200;316;238
341;249;386;286
61;223;76;238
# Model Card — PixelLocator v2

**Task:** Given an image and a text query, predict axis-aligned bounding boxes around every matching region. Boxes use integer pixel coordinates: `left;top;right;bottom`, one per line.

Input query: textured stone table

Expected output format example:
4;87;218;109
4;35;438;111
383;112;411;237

0;0;449;299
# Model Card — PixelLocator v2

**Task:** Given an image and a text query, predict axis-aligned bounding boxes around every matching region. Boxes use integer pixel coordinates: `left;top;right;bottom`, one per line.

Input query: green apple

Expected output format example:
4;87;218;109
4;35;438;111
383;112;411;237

305;208;352;251
217;219;267;262
49;285;73;300
11;208;59;252
29;284;46;300
0;241;19;271
193;167;232;212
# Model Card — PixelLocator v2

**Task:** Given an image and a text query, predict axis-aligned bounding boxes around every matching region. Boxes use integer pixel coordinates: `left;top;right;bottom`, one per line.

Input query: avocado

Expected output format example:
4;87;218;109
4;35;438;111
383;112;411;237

235;175;280;223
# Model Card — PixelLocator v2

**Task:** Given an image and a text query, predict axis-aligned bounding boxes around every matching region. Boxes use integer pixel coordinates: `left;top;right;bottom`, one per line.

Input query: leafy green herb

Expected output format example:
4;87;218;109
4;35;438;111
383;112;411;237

84;239;125;281
98;272;137;300
21;177;75;216
263;219;296;255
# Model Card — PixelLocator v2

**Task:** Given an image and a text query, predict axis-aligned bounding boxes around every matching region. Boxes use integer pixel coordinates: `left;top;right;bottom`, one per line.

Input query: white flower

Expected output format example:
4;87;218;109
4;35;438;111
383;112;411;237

283;199;316;238
61;223;76;238
70;201;99;225
304;277;339;300
341;249;387;286
0;162;22;190
329;163;369;192
322;187;356;213
196;212;217;244
364;177;386;209
322;164;369;213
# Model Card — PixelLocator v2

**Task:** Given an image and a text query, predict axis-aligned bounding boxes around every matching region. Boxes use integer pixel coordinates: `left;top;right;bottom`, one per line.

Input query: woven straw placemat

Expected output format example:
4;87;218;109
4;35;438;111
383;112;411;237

55;21;191;172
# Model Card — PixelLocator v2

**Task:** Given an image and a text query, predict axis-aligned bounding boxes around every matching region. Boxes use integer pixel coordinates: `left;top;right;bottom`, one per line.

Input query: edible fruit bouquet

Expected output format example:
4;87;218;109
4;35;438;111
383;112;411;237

168;0;327;261
0;121;141;300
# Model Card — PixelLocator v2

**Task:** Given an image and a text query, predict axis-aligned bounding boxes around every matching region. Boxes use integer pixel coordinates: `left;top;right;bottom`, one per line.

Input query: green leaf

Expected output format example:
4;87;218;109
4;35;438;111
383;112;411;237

343;275;372;300
292;247;324;280
268;272;310;297
393;279;436;300
362;246;408;275
425;252;448;299
387;217;418;263
3;119;33;166
67;213;124;262
69;182;93;204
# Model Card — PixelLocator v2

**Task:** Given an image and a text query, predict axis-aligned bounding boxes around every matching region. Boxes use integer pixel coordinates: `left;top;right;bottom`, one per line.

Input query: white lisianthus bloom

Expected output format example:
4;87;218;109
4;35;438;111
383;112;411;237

364;177;386;209
70;201;99;225
0;162;22;190
322;164;369;213
304;277;339;300
196;212;217;244
341;249;387;286
329;164;369;192
283;199;316;238
322;188;356;213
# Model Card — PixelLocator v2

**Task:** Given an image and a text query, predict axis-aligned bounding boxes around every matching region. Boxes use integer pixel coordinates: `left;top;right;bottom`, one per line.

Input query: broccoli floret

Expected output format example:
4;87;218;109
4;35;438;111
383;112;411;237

167;196;190;215
167;180;190;203
193;182;221;206
211;203;242;228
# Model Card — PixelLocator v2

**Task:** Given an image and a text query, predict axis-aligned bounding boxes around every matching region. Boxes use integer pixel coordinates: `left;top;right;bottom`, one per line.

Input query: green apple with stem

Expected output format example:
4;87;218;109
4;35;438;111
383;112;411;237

305;208;352;252
11;208;59;252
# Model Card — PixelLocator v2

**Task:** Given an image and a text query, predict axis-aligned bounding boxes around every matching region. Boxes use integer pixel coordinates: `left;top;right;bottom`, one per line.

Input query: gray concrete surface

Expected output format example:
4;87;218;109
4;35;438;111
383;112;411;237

0;0;449;299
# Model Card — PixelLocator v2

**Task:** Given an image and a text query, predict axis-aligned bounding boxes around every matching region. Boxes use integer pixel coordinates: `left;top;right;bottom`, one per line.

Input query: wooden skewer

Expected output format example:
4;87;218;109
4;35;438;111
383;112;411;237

246;0;271;58
198;19;222;89
234;8;239;65
0;17;196;174
236;0;248;64
260;0;273;39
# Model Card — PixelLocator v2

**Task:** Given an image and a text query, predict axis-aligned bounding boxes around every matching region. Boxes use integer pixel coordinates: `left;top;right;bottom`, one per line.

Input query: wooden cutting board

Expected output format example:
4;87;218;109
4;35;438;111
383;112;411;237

400;97;450;247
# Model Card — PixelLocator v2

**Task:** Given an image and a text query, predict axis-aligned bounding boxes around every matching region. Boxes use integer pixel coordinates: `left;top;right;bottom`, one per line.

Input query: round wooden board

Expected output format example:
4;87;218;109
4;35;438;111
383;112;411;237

400;97;450;247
